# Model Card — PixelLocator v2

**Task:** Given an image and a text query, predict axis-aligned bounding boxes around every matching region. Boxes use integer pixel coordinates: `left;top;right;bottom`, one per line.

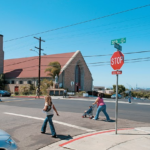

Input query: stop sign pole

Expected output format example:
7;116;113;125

116;69;119;135
111;43;124;135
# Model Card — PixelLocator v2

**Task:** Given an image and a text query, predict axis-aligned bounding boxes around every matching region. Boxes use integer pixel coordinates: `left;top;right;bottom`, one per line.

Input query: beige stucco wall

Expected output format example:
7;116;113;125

62;51;93;92
5;84;30;93
5;77;52;93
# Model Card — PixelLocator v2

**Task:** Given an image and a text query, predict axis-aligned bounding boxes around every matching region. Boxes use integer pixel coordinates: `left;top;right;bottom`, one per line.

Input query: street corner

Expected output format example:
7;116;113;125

40;127;150;150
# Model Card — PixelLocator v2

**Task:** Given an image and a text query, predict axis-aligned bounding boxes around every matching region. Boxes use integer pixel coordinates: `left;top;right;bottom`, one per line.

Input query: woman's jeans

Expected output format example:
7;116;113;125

95;105;110;120
41;115;56;136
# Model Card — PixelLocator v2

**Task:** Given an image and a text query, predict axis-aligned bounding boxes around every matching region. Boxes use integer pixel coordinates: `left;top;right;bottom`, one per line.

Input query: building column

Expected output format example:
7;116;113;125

0;35;4;74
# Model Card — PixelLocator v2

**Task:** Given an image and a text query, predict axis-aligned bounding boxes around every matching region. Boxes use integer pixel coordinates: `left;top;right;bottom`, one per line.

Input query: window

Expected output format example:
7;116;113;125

11;80;15;84
28;80;32;84
19;81;23;84
5;81;10;84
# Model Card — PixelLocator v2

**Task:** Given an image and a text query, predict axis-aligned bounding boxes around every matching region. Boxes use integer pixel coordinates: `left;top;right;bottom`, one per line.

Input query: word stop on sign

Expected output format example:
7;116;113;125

111;56;124;65
110;51;124;70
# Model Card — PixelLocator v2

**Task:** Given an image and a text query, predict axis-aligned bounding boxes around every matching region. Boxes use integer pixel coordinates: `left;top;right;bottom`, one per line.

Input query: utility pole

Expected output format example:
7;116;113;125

34;37;45;98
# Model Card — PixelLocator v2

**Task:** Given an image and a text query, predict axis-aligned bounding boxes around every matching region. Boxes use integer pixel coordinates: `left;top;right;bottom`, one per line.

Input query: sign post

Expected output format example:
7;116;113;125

111;43;124;135
115;73;118;134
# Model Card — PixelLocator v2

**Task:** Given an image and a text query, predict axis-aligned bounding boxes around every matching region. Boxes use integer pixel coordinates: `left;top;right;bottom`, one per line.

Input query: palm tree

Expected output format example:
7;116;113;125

45;61;61;79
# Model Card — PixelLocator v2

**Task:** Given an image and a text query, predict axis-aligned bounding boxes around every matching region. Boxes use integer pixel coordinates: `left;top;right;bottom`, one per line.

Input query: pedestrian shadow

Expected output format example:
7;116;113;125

44;133;73;140
99;119;115;122
57;134;73;140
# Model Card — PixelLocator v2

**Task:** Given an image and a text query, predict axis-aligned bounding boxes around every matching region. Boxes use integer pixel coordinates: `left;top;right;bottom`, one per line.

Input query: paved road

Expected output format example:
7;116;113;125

0;97;150;150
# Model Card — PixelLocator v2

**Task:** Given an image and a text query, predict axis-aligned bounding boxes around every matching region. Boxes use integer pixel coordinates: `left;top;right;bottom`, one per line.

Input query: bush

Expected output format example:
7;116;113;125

22;91;29;95
87;91;98;96
79;91;86;94
15;91;19;95
75;91;86;96
103;93;111;98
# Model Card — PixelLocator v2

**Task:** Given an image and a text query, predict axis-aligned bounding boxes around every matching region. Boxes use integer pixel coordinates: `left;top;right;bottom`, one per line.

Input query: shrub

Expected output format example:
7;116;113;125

75;91;86;96
22;91;29;95
15;91;19;95
103;93;111;98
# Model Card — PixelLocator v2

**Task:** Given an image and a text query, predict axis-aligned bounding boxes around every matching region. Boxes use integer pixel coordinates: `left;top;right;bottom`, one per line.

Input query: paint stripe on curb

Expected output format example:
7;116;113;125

59;128;134;147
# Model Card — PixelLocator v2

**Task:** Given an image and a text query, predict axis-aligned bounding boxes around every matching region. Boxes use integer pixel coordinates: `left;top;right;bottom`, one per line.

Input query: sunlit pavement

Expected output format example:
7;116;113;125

0;97;150;150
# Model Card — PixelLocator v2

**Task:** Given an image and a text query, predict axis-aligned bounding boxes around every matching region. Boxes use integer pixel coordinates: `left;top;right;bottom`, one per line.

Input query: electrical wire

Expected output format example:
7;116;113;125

4;4;150;43
4;56;150;73
3;49;150;69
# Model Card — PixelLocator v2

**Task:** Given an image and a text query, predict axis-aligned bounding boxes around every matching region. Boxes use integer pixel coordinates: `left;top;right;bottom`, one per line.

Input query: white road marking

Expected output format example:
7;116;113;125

137;103;150;106
55;98;150;105
2;99;36;103
4;112;96;132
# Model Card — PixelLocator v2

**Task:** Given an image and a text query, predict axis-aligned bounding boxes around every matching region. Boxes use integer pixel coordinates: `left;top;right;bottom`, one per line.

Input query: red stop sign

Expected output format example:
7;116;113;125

111;51;124;70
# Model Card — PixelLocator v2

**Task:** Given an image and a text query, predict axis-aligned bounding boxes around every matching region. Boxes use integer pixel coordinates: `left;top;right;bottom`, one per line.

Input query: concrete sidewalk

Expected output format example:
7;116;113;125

39;127;150;150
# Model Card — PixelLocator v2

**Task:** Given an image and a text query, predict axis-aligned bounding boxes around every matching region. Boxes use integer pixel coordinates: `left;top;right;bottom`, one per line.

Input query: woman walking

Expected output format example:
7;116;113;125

93;93;110;121
41;95;59;138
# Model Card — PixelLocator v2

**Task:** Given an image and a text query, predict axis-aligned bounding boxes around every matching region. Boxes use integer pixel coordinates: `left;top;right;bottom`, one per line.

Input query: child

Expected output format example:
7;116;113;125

82;106;94;118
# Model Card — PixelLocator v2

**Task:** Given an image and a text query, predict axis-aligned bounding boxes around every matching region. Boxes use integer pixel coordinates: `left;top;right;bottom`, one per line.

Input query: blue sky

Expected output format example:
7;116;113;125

1;0;150;88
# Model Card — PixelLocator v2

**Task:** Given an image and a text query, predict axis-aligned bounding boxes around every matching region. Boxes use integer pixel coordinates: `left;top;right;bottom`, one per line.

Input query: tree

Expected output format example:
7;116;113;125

40;79;52;95
45;61;61;79
113;85;125;94
19;85;30;95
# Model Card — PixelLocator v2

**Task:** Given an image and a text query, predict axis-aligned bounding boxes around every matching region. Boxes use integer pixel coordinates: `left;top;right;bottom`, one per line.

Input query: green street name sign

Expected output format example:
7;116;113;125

111;38;126;45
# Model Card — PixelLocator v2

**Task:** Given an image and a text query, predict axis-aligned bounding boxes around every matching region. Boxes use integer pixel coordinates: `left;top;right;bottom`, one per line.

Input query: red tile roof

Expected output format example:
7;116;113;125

4;52;75;78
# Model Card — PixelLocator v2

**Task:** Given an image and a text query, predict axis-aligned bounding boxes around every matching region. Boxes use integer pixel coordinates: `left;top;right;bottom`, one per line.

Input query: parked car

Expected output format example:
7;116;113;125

0;90;11;97
0;129;17;150
111;94;122;99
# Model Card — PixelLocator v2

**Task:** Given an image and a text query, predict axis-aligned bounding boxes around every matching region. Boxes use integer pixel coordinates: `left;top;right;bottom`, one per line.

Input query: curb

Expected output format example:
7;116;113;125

59;128;134;147
39;128;134;150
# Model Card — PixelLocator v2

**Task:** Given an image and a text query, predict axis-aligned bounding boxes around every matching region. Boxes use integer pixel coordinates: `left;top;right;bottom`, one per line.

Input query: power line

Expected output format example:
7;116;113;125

3;49;150;69
4;4;150;43
4;15;150;51
4;56;150;73
91;58;150;67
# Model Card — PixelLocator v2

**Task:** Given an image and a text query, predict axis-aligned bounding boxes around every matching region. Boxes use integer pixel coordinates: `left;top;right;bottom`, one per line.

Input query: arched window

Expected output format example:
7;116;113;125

75;65;81;92
11;80;15;84
19;81;23;84
28;80;32;84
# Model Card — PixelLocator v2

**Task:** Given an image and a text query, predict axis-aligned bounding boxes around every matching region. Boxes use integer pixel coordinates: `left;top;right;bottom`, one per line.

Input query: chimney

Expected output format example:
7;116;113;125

0;34;4;74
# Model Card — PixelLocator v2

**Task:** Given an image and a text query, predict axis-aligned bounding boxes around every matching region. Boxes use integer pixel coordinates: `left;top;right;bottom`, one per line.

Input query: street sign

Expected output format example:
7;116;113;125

111;38;126;45
112;71;122;75
114;43;122;51
111;51;124;70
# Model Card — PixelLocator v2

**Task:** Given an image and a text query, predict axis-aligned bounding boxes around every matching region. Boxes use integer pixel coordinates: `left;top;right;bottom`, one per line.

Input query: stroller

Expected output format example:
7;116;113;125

82;104;96;119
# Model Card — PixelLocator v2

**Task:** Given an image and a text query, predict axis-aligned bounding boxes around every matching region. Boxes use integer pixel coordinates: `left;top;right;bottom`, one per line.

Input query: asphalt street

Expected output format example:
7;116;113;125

0;97;150;150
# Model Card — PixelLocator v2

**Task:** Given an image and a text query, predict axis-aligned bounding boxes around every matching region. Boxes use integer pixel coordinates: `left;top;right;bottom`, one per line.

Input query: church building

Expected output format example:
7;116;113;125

0;34;93;93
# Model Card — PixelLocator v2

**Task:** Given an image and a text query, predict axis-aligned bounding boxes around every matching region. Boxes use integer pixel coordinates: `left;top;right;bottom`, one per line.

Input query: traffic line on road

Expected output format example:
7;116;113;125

4;112;96;132
1;99;37;103
137;103;150;106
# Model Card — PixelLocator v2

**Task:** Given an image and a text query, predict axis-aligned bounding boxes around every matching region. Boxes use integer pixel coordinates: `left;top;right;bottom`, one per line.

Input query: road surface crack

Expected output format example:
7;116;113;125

63;147;76;150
